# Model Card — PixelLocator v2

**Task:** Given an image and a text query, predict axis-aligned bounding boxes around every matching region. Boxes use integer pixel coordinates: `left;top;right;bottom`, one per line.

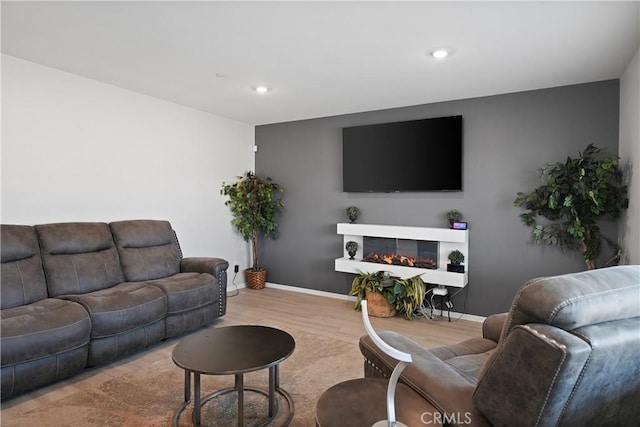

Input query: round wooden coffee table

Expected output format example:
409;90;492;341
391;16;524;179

172;325;295;426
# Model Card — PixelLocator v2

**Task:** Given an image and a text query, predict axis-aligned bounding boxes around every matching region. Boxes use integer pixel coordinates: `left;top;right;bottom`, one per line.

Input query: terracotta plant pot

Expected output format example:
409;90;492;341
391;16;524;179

365;291;396;318
246;269;267;289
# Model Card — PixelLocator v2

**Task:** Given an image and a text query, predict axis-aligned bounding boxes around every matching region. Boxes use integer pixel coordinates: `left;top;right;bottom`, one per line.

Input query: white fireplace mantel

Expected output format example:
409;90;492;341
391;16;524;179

335;223;468;287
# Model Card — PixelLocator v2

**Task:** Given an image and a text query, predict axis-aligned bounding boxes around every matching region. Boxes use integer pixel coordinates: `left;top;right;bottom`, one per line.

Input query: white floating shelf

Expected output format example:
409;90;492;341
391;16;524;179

336;223;468;288
337;223;467;243
335;258;467;287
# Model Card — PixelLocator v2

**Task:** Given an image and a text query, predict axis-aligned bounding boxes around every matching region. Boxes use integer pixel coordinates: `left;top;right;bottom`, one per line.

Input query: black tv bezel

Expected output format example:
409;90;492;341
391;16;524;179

342;115;463;193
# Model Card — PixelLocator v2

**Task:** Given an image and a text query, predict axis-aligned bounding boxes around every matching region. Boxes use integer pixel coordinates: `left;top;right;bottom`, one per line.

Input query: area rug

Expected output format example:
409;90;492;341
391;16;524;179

2;326;363;427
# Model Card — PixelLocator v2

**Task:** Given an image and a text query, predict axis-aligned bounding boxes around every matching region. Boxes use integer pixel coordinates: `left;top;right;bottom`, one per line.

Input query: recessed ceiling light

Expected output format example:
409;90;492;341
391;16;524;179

253;85;271;94
430;49;450;59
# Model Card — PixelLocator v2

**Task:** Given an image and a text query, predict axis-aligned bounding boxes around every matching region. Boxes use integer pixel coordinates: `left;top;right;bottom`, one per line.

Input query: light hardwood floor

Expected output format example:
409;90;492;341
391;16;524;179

1;287;483;420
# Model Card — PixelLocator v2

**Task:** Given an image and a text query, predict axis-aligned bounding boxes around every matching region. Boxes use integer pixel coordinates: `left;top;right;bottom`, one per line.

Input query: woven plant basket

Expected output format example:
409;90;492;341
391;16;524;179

246;269;267;290
365;291;396;318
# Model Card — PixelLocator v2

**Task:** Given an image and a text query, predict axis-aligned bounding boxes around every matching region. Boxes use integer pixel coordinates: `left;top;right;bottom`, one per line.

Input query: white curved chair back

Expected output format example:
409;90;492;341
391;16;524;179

361;300;412;427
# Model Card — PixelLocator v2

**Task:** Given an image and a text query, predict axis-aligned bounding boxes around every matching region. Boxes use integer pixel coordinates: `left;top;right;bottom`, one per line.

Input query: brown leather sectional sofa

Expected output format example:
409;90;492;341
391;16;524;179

1;220;228;400
360;265;640;426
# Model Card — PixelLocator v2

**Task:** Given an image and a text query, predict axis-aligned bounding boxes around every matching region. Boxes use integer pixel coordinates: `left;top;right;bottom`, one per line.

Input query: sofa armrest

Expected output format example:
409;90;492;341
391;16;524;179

181;257;229;316
482;313;507;343
180;257;229;277
473;323;591;427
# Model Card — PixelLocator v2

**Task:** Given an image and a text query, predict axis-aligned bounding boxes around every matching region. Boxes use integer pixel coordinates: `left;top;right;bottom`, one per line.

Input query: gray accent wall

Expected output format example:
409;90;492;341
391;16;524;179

255;80;620;316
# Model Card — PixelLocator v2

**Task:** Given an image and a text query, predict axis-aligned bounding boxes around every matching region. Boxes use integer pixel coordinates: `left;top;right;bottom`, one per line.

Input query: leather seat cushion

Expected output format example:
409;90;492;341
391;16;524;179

145;272;217;315
427;338;497;382
0;298;91;366
63;282;167;339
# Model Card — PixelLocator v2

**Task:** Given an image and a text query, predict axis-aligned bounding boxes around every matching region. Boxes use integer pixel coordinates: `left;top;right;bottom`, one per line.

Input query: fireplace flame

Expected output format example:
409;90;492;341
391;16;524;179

365;253;436;269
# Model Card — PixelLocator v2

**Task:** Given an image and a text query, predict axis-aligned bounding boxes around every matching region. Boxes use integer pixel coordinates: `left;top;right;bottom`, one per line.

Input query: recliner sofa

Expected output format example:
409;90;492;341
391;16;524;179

1;220;228;400
360;265;640;426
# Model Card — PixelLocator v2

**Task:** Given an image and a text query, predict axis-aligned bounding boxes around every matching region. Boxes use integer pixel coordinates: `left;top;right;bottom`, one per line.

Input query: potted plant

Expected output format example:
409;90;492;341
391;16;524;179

514;144;628;269
221;171;285;289
346;206;360;223
390;275;426;320
446;209;463;227
345;241;359;259
447;250;465;273
348;270;396;317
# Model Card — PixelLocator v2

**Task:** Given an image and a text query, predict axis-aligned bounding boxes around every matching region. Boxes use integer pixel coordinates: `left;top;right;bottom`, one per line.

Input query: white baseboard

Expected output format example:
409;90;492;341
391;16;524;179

263;281;486;323
265;281;356;301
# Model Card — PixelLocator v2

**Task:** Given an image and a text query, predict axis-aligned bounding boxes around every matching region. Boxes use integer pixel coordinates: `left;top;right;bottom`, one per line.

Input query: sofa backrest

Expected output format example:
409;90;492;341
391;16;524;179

497;266;640;341
1;225;49;309
473;265;640;426
109;220;181;282
36;222;125;296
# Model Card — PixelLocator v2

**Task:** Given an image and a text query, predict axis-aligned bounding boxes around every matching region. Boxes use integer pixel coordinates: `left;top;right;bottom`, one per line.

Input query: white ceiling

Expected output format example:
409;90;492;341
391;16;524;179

2;1;639;125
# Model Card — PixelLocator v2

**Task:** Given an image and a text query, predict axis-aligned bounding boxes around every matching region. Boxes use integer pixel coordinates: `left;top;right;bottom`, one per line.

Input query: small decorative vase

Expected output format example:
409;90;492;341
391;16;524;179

347;206;359;223
348;250;356;260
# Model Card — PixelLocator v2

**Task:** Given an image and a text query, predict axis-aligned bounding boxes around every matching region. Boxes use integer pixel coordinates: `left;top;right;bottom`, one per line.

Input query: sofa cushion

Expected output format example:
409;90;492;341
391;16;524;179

36;222;124;296
110;220;181;281
0;298;91;366
1;225;48;309
62;282;167;339
144;272;217;315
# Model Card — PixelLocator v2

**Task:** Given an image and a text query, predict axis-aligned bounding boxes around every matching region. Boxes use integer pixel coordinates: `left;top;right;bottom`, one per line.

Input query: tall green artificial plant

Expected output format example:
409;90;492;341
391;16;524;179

221;171;285;272
514;144;628;270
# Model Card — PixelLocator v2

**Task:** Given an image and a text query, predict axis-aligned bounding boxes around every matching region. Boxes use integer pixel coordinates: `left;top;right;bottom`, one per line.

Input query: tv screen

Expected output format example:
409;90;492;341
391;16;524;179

342;115;462;192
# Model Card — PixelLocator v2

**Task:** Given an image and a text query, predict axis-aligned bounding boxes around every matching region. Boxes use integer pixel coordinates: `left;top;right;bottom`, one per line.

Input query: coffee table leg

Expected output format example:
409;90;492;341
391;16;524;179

235;373;244;427
269;366;277;416
184;370;191;403
194;373;201;425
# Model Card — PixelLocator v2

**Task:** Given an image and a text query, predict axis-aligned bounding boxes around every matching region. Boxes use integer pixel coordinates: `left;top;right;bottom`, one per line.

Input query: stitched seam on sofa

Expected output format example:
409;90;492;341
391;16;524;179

89;296;166;316
546;285;639;323
5;365;15;396
135;248;150;280
158;284;213;294
123;242;173;250
1;341;88;368
100;256;114;287
480;277;548;385
91;316;165;339
167;300;214;315
445;363;478;384
508;277;546;335
557;330;592;426
519;326;568;427
1;316;90;339
16;263;27;305
55;353;60;380
70;257;81;294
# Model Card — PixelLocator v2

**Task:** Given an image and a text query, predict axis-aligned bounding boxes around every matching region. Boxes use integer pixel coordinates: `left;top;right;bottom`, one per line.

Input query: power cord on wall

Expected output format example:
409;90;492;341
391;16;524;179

227;264;240;297
416;283;469;322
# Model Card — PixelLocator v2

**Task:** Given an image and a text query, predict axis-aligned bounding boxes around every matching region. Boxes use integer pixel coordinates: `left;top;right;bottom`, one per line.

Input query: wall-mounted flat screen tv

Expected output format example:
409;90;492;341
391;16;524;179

342;115;463;192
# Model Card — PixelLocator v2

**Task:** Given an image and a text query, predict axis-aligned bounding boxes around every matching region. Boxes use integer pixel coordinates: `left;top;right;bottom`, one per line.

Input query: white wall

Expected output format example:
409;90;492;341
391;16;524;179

1;55;255;271
618;48;640;265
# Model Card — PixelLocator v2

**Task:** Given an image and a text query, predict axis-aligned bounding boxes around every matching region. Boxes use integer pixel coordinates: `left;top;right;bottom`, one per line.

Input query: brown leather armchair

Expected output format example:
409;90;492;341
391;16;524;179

360;265;640;426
